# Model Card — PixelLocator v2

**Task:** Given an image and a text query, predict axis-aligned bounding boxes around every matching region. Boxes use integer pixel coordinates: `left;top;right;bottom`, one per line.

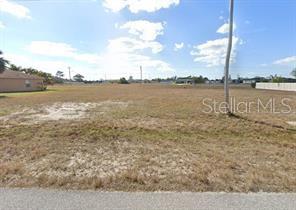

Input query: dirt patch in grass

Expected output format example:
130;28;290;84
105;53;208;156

0;101;129;126
287;121;296;126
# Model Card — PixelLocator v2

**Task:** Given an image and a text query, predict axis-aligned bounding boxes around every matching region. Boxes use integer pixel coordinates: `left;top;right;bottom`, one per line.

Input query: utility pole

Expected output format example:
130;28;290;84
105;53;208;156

140;66;143;83
224;0;234;114
68;66;71;81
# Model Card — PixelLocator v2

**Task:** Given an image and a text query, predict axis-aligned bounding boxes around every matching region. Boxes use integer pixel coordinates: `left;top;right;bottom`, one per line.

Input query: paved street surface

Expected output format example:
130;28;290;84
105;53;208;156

0;188;295;210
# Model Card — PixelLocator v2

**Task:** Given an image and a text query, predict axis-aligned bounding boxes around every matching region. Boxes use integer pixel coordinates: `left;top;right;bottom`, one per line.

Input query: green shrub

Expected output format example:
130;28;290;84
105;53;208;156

119;77;129;84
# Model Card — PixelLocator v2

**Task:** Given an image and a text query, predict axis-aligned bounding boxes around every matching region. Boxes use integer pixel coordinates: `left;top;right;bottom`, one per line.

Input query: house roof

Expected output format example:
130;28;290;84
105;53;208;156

0;70;43;80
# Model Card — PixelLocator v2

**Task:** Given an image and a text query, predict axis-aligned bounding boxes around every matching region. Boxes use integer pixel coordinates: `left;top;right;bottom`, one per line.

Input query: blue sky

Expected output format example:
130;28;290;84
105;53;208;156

0;0;295;80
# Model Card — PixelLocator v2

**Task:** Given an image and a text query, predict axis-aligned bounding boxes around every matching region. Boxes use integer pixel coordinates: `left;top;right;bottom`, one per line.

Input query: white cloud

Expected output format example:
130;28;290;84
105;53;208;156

0;0;31;19
23;38;172;79
120;20;164;41
174;42;184;51
73;53;102;64
103;0;180;13
4;53;70;75
191;36;239;67
99;19;173;78
103;0;127;12
273;56;296;65
0;21;5;29
27;41;101;64
27;41;76;57
217;23;236;34
191;22;241;67
93;35;173;78
107;37;163;54
28;39;162;62
4;53;100;80
4;53;29;65
16;8;173;79
97;51;173;78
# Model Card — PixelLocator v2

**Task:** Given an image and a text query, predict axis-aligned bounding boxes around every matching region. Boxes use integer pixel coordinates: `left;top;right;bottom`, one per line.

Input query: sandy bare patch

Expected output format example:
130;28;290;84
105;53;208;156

23;139;197;182
0;101;129;125
111;117;212;131
286;121;296;126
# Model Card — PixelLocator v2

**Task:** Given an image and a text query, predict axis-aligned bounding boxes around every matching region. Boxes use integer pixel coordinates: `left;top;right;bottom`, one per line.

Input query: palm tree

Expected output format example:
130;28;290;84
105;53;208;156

0;50;9;73
10;64;23;72
56;70;64;78
224;0;234;114
73;74;85;82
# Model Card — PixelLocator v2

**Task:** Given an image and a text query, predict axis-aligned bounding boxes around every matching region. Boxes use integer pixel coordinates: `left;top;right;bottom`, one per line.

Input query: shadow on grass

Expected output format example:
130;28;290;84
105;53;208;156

0;89;57;95
228;112;296;132
43;88;58;92
0;89;57;99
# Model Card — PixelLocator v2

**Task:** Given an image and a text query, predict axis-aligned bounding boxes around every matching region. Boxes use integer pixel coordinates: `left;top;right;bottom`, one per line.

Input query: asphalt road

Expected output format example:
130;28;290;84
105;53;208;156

0;188;295;210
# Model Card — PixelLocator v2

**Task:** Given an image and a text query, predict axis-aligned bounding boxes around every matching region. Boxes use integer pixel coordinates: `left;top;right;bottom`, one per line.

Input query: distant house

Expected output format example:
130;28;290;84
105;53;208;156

206;79;223;84
159;80;174;85
242;78;257;84
0;70;45;93
242;77;266;84
129;79;143;84
176;77;194;84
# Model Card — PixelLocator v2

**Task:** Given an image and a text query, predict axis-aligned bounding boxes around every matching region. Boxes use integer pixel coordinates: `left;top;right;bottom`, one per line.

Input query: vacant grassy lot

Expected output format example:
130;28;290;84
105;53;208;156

1;84;296;192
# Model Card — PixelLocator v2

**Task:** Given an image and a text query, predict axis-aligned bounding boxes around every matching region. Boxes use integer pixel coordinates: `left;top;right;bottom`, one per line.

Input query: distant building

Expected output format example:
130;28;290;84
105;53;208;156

176;77;194;84
159;80;174;84
243;78;258;84
242;77;266;84
129;79;143;84
0;70;45;92
206;79;223;84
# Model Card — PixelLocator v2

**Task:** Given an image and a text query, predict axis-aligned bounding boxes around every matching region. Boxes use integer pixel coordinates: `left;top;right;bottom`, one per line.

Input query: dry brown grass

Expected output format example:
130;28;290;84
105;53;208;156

0;84;296;192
